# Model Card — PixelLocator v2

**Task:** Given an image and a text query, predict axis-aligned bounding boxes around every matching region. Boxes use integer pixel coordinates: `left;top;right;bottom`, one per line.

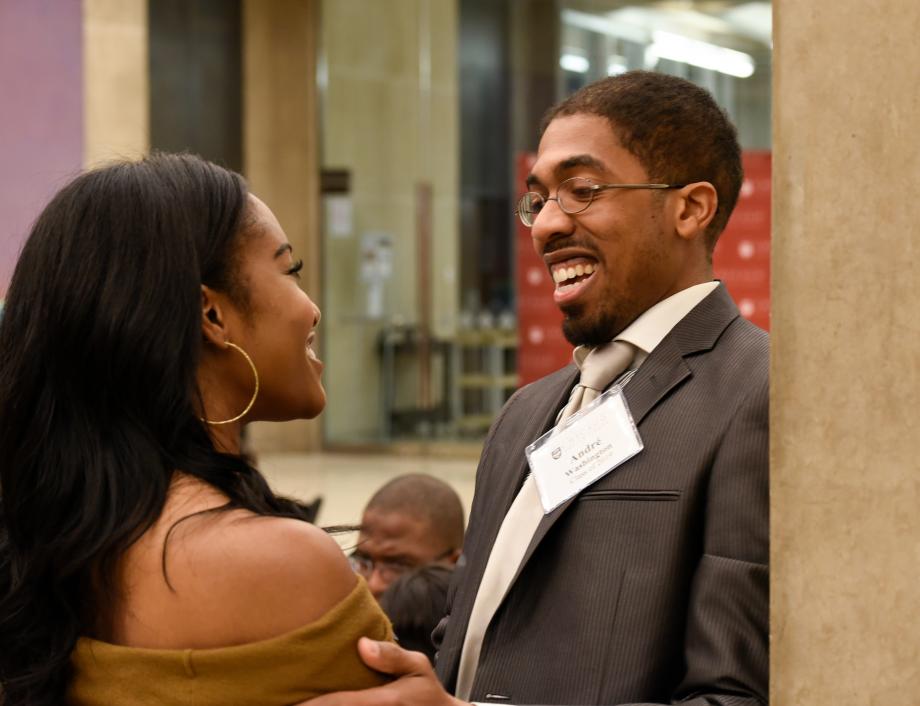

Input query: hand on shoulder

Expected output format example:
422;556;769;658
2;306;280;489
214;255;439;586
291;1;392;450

300;638;469;706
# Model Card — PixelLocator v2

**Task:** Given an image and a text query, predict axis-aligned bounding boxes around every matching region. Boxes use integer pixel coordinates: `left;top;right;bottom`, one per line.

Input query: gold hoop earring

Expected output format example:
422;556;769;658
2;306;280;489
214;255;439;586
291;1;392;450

202;342;260;425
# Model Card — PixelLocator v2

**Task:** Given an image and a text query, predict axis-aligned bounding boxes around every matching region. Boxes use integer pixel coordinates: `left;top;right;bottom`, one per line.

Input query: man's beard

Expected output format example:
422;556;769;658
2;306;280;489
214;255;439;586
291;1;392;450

560;300;628;346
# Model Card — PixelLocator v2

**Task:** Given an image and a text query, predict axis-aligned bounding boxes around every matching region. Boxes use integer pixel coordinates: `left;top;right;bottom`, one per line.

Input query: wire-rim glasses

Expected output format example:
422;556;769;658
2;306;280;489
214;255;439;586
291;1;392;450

348;547;455;582
516;176;687;227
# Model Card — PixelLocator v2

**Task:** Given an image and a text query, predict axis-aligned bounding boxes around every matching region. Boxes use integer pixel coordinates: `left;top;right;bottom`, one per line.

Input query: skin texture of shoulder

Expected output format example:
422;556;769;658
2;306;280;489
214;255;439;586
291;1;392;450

108;478;357;650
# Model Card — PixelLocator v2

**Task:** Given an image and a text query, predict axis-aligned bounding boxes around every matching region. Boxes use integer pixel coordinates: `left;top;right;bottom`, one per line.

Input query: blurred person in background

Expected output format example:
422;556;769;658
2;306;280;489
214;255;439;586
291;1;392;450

0;154;392;706
378;563;454;664
350;473;464;598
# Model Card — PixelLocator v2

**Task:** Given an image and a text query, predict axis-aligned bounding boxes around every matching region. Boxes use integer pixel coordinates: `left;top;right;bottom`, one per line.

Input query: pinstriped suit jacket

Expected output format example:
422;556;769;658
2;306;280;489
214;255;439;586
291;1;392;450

434;285;769;705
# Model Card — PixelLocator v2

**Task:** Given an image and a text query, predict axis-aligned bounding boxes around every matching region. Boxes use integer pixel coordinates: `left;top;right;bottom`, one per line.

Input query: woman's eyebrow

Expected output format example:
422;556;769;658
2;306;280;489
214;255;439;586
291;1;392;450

273;243;293;259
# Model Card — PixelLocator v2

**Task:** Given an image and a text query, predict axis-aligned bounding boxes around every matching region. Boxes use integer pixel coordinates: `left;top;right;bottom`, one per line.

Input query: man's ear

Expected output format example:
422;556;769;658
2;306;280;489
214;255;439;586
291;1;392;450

674;182;718;242
201;285;229;347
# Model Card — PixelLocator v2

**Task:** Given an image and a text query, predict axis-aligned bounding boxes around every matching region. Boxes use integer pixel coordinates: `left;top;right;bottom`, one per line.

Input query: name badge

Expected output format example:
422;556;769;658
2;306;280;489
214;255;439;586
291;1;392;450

525;387;643;513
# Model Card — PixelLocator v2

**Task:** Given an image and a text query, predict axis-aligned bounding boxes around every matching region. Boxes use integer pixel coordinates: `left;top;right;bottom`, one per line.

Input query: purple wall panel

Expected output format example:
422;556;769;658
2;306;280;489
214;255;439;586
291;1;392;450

0;0;83;297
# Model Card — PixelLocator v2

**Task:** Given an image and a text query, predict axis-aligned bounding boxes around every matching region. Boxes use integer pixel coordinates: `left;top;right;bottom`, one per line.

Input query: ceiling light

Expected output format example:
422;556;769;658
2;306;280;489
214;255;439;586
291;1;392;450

560;53;590;73
648;30;755;78
607;59;628;76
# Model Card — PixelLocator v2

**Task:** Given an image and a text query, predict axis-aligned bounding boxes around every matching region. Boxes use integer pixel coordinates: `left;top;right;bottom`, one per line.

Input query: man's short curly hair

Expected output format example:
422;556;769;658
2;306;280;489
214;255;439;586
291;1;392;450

541;71;743;252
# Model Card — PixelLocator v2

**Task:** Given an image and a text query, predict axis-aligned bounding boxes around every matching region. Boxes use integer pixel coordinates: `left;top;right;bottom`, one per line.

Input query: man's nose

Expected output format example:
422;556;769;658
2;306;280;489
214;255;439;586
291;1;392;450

530;199;575;253
367;568;389;598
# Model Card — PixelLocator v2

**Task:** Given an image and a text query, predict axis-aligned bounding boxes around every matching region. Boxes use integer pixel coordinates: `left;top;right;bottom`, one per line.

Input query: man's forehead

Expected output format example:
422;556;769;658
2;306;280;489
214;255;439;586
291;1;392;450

360;508;430;538
529;114;643;186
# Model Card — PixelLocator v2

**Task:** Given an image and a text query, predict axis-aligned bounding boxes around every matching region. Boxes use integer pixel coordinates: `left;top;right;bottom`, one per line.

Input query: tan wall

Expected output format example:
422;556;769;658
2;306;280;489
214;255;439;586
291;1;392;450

82;0;149;166
319;0;460;443
242;0;323;453
771;1;920;703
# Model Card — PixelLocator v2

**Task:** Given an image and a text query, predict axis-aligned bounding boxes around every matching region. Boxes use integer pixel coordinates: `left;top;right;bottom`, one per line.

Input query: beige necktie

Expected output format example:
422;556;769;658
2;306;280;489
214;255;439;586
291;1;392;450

455;341;635;700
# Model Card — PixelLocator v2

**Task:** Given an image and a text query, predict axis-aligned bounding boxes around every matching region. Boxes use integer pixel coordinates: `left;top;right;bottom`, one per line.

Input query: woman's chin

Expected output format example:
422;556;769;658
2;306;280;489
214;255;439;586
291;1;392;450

250;393;326;423
291;387;327;420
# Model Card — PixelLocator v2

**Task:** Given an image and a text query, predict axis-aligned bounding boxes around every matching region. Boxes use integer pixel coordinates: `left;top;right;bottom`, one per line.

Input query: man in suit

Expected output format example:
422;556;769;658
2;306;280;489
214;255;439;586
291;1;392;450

307;71;768;706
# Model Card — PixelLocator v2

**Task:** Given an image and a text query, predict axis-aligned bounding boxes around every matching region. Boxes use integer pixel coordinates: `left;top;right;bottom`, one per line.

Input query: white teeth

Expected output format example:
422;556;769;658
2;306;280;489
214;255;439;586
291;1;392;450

551;261;597;287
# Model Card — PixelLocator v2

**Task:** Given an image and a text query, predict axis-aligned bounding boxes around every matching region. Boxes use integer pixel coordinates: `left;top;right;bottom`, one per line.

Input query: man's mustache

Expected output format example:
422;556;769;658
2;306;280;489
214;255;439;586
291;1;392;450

542;237;601;258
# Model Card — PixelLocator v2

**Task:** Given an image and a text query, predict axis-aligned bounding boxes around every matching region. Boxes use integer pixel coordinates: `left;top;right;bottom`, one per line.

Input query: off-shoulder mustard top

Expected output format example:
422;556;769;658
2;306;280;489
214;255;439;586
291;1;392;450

68;577;393;706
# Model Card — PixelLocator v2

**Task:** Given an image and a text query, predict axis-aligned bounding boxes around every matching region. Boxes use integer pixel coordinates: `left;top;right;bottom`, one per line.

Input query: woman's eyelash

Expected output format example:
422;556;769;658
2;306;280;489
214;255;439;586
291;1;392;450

287;259;304;277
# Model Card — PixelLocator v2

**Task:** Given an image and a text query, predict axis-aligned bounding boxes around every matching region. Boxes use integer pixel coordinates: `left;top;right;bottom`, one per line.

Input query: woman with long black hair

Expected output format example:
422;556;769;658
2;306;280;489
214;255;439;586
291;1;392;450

0;154;392;705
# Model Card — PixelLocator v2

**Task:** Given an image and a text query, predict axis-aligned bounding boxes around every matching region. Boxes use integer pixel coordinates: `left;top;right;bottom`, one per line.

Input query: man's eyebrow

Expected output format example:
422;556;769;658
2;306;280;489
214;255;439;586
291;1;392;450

273;243;293;258
525;154;611;189
380;554;416;565
557;154;609;174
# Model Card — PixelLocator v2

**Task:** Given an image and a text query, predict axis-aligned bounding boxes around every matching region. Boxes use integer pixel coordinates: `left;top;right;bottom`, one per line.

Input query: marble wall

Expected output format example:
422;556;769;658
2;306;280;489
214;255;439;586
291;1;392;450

319;0;460;443
83;0;149;166
771;1;920;702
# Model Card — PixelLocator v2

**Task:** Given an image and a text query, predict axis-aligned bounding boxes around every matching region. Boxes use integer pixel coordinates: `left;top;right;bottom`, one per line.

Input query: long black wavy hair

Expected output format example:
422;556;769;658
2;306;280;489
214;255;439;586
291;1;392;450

0;154;318;705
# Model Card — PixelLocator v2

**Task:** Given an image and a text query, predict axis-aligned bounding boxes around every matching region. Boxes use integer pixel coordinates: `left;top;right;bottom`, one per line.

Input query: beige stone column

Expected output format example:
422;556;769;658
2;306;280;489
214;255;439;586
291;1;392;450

83;0;149;165
772;2;920;703
242;0;322;452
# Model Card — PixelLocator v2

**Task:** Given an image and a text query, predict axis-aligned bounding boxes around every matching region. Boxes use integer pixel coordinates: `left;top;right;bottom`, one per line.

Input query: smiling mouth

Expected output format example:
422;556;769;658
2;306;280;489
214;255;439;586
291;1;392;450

306;333;320;362
551;258;598;296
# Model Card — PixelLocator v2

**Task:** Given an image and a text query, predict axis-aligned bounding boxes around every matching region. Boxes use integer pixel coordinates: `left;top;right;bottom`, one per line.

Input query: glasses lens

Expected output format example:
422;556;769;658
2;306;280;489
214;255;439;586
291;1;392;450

558;178;595;214
348;554;372;576
376;560;414;583
517;193;543;227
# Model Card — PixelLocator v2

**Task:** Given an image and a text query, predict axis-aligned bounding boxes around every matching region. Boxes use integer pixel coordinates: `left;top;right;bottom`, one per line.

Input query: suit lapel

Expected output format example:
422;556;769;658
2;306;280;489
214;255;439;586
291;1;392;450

512;285;741;582
460;364;578;603
500;370;576;506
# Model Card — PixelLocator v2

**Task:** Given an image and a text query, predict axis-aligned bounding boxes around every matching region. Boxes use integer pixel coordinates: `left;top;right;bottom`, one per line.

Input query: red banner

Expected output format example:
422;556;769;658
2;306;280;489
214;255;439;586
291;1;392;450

712;151;772;331
515;152;571;386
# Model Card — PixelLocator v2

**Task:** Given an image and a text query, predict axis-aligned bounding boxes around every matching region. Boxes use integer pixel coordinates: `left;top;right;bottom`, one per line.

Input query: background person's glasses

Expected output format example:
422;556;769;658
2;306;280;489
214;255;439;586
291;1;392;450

516;176;686;227
348;548;455;582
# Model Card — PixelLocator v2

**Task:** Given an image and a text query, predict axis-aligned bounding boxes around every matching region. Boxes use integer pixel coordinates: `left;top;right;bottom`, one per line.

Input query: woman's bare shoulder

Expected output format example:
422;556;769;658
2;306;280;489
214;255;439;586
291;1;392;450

161;509;358;648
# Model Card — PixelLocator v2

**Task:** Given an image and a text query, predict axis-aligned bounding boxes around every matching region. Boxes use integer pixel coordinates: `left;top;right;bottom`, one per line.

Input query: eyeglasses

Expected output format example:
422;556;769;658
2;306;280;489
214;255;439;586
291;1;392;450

515;176;687;227
348;548;455;583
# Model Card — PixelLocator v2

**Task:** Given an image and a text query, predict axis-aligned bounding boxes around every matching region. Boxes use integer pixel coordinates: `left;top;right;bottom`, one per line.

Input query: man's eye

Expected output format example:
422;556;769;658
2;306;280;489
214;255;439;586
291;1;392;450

569;187;595;201
529;198;545;213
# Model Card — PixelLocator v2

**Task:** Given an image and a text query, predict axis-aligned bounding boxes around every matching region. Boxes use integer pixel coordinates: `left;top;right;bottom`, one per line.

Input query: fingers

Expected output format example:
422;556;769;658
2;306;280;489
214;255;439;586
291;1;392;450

298;639;446;706
297;691;351;706
357;637;433;677
299;687;387;706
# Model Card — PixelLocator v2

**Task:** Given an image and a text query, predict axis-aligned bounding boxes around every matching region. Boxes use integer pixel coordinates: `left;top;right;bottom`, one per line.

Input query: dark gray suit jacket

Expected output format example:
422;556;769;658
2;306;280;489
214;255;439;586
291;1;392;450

435;286;768;705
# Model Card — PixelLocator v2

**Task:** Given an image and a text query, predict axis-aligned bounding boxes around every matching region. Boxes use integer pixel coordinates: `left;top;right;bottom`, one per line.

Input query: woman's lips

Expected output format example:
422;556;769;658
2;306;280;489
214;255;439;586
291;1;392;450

306;333;322;363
